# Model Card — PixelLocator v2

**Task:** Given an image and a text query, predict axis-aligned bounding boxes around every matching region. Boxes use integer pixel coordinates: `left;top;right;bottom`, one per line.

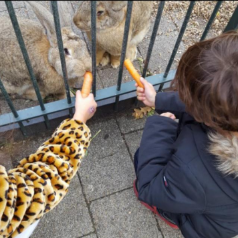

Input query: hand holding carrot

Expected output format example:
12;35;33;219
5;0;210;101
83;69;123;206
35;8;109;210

136;77;156;107
73;91;97;123
73;72;97;123
124;59;156;107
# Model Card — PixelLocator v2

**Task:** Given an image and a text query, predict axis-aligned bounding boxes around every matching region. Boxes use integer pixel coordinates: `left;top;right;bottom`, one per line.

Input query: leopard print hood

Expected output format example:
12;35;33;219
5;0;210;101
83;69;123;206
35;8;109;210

208;133;238;178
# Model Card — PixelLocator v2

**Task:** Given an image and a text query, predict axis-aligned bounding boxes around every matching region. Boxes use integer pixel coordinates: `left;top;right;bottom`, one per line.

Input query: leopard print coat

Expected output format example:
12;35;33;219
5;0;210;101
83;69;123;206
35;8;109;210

0;119;91;238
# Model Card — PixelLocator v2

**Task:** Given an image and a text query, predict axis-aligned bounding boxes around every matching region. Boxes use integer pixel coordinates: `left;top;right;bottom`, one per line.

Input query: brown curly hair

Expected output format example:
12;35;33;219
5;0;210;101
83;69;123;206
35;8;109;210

172;30;238;132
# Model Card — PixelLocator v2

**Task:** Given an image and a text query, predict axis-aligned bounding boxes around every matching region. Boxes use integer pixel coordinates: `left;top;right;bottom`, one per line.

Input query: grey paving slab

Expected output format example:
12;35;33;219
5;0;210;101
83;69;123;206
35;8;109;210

86;118;124;158
124;130;143;158
138;16;185;75
79;147;135;202
90;188;163;238
116;108;147;134
31;176;94;238
156;218;184;238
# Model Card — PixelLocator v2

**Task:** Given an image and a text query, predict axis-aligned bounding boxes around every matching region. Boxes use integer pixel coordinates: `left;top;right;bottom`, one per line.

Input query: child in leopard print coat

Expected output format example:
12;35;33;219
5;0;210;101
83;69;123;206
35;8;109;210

0;90;97;238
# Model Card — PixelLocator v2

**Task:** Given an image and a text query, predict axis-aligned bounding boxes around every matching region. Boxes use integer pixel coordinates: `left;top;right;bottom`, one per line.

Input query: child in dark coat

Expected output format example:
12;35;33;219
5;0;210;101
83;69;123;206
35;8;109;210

134;31;238;238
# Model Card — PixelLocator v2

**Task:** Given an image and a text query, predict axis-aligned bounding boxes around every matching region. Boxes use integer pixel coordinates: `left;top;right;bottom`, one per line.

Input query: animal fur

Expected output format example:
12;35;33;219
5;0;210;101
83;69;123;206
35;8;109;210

73;1;153;68
0;2;91;101
209;133;238;178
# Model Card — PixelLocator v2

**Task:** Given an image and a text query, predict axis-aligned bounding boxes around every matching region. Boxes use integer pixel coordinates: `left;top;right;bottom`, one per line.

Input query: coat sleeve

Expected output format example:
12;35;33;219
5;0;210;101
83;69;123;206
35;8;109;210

0;118;91;238
155;92;186;118
136;115;206;214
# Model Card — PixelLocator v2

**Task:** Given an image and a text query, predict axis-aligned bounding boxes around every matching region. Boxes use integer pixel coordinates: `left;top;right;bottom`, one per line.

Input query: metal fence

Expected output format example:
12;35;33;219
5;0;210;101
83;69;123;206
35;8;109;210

0;1;238;135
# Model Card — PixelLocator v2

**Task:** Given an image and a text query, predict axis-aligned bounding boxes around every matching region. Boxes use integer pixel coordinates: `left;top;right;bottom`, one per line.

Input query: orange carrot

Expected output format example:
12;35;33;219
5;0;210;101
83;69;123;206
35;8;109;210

81;72;93;98
124;59;144;88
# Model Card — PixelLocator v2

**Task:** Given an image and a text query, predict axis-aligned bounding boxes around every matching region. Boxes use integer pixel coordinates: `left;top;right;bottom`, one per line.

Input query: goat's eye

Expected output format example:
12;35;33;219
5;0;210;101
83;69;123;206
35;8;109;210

64;48;70;56
97;11;104;16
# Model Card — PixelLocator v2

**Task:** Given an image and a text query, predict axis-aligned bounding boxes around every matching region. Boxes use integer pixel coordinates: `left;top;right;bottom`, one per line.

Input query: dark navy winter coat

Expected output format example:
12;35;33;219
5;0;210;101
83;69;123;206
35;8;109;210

135;92;238;238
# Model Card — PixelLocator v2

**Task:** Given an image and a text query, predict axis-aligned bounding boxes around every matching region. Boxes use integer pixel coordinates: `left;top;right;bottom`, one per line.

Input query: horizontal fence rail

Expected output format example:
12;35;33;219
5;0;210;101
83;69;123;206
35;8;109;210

0;70;176;128
0;1;238;135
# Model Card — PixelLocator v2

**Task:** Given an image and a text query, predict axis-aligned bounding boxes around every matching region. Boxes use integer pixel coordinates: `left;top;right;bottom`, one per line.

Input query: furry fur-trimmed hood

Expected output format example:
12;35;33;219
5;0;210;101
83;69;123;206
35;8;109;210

209;133;238;178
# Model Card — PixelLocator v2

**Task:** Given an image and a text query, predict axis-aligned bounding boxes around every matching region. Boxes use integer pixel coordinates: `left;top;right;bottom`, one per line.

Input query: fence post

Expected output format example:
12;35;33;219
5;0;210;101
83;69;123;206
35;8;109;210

200;1;223;41
91;1;97;96
5;1;50;129
142;2;165;78
224;5;238;32
158;1;195;92
134;1;165;107
51;1;74;117
51;1;72;104
114;1;133;111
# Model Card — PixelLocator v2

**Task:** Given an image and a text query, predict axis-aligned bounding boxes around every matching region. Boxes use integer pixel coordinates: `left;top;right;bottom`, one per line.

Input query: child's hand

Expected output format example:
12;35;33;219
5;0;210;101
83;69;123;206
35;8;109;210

160;112;176;120
73;90;97;123
136;77;156;107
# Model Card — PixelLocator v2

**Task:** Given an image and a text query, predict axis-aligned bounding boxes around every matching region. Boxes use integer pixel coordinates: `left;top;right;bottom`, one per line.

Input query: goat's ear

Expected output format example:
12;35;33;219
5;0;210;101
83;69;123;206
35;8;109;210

25;1;57;47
